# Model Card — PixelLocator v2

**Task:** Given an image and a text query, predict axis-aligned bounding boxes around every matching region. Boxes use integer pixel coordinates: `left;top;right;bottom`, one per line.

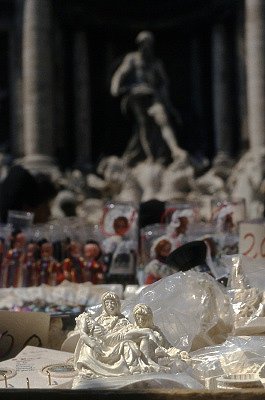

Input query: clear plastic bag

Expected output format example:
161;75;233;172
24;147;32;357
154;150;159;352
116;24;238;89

190;336;265;385
121;270;233;352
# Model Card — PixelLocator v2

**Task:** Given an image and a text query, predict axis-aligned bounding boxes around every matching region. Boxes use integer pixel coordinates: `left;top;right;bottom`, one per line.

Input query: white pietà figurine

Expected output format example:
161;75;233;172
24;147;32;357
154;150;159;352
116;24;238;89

73;291;190;383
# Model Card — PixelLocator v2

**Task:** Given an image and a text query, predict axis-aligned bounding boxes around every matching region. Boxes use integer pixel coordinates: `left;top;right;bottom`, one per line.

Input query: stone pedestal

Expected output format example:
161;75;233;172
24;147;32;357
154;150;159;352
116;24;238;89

15;154;61;181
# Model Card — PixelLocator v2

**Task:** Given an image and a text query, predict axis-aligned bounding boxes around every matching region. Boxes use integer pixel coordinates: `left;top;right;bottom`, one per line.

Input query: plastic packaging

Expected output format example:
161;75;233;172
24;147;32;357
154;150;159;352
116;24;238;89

225;254;265;335
121;270;233;352
190;336;265;386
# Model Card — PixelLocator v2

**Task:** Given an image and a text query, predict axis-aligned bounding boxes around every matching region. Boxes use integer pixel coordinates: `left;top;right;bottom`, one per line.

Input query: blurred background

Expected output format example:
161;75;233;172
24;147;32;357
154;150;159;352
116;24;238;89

0;0;256;170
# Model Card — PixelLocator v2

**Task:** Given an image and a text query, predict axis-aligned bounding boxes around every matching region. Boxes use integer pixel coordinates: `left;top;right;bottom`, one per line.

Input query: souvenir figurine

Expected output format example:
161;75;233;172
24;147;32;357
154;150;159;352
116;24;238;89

132;303;190;367
61;240;84;283
216;205;235;234
166;209;193;250
83;240;107;284
2;230;26;287
144;236;175;284
102;216;137;284
22;242;39;287
36;241;59;286
101;216;130;267
215;205;238;256
73;291;190;386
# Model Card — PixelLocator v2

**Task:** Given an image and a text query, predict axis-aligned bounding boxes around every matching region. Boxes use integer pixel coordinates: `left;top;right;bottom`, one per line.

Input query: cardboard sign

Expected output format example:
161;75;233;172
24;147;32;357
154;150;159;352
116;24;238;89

0;311;50;360
239;221;265;259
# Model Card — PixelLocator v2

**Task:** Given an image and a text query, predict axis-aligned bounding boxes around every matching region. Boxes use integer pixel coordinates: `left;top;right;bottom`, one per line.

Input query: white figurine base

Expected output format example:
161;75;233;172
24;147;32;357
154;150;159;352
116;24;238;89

71;371;203;390
216;373;263;390
233;317;265;335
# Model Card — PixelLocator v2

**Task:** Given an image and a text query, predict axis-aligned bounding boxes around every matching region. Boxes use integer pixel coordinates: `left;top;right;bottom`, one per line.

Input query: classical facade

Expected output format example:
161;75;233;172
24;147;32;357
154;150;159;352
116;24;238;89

0;0;264;172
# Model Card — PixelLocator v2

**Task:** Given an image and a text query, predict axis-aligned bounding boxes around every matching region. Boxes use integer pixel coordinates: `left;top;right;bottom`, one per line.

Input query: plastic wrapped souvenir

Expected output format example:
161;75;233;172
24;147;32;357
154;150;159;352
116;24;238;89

72;291;199;389
144;236;175;284
100;203;138;284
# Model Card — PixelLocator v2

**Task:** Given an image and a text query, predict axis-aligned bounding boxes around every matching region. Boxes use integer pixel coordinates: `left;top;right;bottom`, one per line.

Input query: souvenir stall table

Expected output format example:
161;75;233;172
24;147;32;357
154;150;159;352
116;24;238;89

1;209;265;398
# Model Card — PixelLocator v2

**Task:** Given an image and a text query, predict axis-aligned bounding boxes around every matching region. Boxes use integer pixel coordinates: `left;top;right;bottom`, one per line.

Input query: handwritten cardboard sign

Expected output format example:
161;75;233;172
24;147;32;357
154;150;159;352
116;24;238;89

239;221;265;259
0;311;50;360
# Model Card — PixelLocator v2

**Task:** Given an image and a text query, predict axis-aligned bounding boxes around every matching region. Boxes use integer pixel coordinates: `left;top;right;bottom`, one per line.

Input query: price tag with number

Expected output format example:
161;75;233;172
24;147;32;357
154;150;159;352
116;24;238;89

239;221;265;259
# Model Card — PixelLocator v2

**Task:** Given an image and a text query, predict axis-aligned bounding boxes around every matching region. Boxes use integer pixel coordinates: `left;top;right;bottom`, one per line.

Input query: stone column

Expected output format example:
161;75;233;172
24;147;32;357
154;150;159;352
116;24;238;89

73;31;91;168
235;1;248;151
228;0;265;218
190;35;208;162
212;24;234;160
53;27;66;165
245;0;265;149
9;0;24;157
20;0;59;178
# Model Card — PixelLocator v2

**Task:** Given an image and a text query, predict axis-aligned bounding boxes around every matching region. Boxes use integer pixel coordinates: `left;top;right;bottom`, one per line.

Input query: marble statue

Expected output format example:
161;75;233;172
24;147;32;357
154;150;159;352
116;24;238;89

111;31;185;166
227;148;265;219
158;156;194;202
86;156;142;204
73;291;190;382
131;159;164;202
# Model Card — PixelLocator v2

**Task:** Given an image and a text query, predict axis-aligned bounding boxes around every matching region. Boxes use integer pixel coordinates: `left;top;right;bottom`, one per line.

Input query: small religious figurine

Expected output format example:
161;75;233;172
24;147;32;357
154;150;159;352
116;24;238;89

144;236;175;284
36;241;59;286
102;216;136;284
216;205;235;234
132;303;190;369
22;242;39;287
234;287;262;320
83;240;107;284
61;240;84;283
102;216;130;266
74;291;145;377
73;291;190;386
2;230;26;287
166;209;193;250
214;205;238;256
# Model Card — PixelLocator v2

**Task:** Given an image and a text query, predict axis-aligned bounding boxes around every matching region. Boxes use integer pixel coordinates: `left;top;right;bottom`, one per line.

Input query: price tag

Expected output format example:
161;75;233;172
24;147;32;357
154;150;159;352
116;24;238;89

239;221;265;259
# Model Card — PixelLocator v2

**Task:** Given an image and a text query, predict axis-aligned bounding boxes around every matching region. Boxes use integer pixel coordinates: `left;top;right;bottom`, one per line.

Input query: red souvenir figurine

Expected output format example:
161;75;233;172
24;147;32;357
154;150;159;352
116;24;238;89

22;242;38;287
2;230;26;287
36;241;59;286
83;240;107;284
61;240;84;283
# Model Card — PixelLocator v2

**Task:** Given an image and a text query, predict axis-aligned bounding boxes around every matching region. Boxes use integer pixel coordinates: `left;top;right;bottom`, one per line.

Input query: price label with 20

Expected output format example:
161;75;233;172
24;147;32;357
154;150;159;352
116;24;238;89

239;224;265;259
